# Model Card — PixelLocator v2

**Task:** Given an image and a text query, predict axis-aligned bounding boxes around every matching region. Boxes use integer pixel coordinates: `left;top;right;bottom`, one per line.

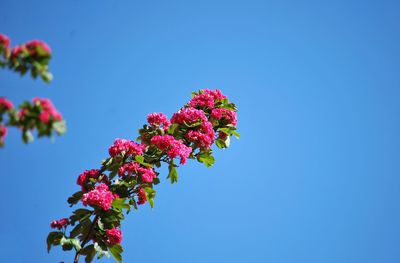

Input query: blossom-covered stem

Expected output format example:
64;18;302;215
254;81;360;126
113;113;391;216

73;215;99;263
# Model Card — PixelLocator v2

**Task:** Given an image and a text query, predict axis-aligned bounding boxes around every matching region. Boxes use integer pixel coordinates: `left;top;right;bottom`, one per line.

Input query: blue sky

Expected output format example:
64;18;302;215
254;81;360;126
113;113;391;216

1;0;400;262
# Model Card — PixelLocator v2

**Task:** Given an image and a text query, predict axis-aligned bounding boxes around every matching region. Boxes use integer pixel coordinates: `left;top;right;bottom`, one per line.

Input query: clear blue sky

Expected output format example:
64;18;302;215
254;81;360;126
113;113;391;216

1;0;400;262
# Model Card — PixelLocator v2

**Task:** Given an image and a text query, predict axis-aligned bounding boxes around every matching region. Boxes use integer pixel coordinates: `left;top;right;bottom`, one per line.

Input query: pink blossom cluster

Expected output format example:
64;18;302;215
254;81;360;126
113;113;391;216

0;33;10;49
7;38;51;59
50;218;69;229
109;139;146;157
186;121;215;149
171;107;208;125
118;162;157;183
211;108;237;127
0;97;13;111
0;124;7;146
147;112;170;128
150;135;192;164
137;187;147;205
82;183;115;211
76;169;108;191
170;108;216;149
25;40;51;56
32;97;63;123
105;228;122;245
188;89;227;109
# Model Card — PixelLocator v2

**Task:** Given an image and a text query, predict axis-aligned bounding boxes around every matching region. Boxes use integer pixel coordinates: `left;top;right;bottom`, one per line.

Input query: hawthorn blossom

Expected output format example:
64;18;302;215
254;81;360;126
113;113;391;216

0;97;13;111
77;169;108;191
137;187;147;205
185;121;215;149
32;97;63;123
50;218;69;229
0;124;7;146
106;228;122;245
109;138;146;157
188;89;227;109
170;107;208;125
150;135;192;164
26;39;51;56
118;162;157;183
147;112;170;128
0;33;10;48
82;183;115;211
211;108;237;127
10;45;25;59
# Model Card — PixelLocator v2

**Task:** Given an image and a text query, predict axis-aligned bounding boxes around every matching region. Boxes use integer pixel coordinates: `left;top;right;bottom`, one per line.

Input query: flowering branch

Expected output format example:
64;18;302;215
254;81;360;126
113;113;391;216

47;89;239;262
0;97;66;146
0;33;66;146
0;33;53;82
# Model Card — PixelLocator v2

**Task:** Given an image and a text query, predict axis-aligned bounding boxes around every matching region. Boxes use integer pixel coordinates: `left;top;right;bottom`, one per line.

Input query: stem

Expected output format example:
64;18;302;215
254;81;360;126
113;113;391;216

73;215;99;263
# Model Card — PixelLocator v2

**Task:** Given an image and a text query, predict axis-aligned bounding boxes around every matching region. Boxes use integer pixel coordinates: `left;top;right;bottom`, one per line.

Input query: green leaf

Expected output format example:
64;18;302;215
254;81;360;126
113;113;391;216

167;162;178;184
46;231;63;253
53;120;66;135
224;136;231;148
22;130;33;144
41;71;53;83
134;155;153;168
197;151;215;167
215;138;227;149
69;208;92;225
67;191;83;207
144;187;156;208
94;242;109;259
167;123;179;134
80;245;96;263
231;130;240;139
112;198;131;211
109;244;123;263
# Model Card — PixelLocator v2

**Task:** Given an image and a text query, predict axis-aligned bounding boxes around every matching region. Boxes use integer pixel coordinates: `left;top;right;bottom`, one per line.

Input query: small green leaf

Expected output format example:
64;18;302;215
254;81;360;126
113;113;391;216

46;231;63;253
53;120;66;135
167;162;178;184
167;123;179;134
135;155;153;168
80;245;96;263
197;151;215;167
144;187;156;208
231;130;240;139
22;130;33;144
67;191;83;207
215;138;227;149
109;244;123;263
112;198;131;211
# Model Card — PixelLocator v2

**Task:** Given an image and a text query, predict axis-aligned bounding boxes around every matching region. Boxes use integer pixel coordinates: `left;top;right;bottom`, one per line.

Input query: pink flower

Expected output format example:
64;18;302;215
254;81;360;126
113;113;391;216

140;167;157;183
0;124;7;146
0;33;10;48
39;111;50;123
137;187;147;205
109;138;146;157
77;169;107;191
10;45;25;59
26;39;51;55
105;228;122;245
32;98;63;123
0;97;13;111
211;108;237;127
118;162;157;183
82;183;115;210
171;107;208;125
50;218;69;229
147;112;170;128
188;89;227;109
150;135;192;164
185;121;215;149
